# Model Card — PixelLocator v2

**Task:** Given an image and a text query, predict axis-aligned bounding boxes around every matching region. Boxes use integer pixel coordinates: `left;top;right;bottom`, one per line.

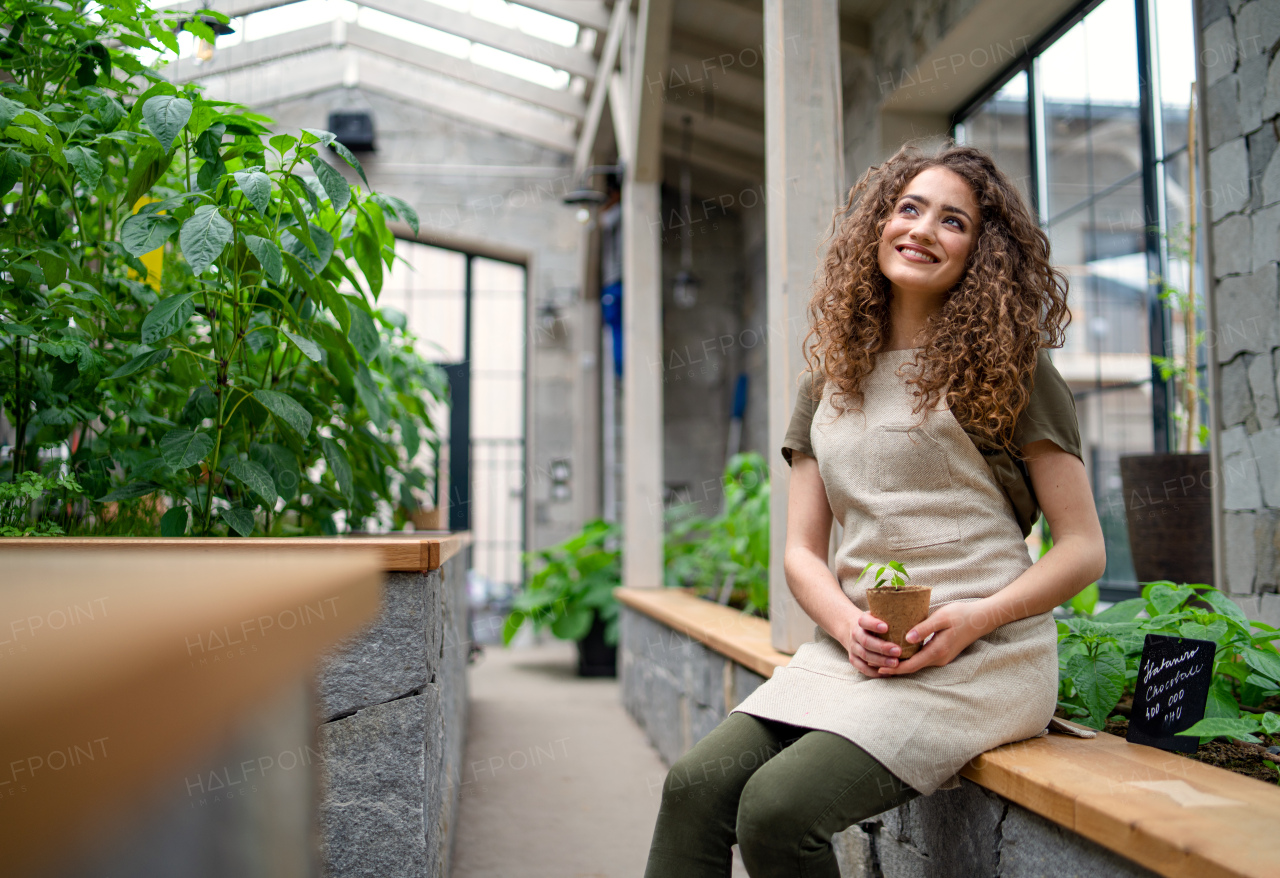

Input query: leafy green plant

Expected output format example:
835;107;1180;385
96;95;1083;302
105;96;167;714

858;560;911;590
1;0;444;535
503;518;621;646
664;452;770;615
1057;580;1280;734
0;468;81;535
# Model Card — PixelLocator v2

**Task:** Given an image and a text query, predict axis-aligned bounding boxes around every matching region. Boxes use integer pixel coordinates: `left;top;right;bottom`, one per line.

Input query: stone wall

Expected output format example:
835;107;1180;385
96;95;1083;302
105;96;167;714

315;549;471;878
1200;0;1280;624
619;603;1160;878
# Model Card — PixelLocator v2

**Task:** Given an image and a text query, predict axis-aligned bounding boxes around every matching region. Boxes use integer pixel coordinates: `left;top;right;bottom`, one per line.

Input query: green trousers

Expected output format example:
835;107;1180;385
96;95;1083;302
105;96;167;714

643;711;920;878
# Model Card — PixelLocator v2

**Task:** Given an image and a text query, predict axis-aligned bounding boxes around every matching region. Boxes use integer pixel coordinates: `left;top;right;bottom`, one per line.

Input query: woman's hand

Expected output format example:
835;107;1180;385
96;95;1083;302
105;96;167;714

873;600;994;677
844;609;905;678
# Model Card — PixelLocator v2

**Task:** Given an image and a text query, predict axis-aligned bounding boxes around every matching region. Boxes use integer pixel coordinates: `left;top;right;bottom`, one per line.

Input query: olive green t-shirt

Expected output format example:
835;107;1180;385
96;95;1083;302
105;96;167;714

782;348;1082;537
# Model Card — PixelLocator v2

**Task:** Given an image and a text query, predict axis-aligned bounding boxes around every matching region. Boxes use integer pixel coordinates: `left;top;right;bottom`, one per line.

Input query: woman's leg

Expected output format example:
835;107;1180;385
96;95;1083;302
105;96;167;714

643;712;804;878
736;729;920;878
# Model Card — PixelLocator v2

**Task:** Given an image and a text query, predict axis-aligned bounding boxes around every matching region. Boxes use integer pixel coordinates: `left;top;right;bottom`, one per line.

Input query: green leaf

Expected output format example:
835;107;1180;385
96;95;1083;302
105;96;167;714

319;283;350;334
244;234;282;283
1262;712;1280;736
35;250;66;288
221;506;255;536
321;437;354;502
141;293;197;344
0;95;20;129
64;145;102;189
551;607;594;641
159;428;214;469
109;348;172;381
281;223;334;275
142;94;193;152
281;328;321;362
348;303;380;362
253;389;312;437
1180;619;1228;642
301;128;337;147
1146;584;1191;616
229;458;277;504
1066;648;1125;727
233;169;272;214
1176;717;1263;743
253;444;302;503
269;133;297;155
180;205;233;274
160;505;189;537
355;364;388;430
309;156;351;212
329;140;368;186
1199;589;1250;628
97;480;161;502
372;192;419;235
0;149;31;197
1094;598;1147;624
121;212;179;256
1242;647;1280;686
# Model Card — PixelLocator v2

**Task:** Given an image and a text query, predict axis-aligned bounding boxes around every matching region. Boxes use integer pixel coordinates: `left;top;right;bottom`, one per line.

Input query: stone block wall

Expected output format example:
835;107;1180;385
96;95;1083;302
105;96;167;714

1200;0;1280;625
315;549;471;878
620;603;1159;878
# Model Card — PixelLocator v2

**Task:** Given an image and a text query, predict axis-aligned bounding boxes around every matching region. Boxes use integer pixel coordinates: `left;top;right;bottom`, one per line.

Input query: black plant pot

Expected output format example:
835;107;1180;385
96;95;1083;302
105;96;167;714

1118;453;1214;587
576;613;616;677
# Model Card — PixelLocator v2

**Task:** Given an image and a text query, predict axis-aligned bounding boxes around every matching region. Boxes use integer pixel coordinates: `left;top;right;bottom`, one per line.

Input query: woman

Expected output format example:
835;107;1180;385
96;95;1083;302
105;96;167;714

643;144;1106;878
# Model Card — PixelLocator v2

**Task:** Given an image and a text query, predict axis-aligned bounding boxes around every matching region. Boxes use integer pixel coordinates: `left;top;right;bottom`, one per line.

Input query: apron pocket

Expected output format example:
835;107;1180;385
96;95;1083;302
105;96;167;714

875;423;962;550
907;637;990;687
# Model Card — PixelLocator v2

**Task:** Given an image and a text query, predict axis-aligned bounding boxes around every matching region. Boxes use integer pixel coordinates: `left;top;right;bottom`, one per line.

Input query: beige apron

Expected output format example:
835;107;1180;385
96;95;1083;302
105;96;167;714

730;348;1058;795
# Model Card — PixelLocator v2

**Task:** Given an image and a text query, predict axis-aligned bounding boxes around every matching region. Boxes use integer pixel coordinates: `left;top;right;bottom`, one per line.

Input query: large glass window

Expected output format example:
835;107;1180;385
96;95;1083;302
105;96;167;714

955;0;1204;595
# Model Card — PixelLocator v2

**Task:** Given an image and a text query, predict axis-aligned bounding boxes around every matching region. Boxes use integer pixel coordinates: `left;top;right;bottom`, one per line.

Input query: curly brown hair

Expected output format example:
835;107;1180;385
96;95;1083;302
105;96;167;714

804;143;1070;453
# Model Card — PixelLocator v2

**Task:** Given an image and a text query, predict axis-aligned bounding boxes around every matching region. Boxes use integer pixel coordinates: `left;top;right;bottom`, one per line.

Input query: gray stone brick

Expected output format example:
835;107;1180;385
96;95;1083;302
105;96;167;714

999;805;1161;878
732;663;765;707
831;824;874;878
1224;510;1259;593
1214;213;1253;277
1249;350;1280;425
1212;264;1279;361
1209;138;1251;217
1249;119;1280;210
1250;201;1280;269
1256;509;1280;589
1200;0;1231;27
1230;592;1264;619
1222;424;1265;508
1262;53;1280;121
318;696;428;878
1260;133;1280;206
1250;425;1280;504
910;781;1004;878
1237;1;1280;63
1220;356;1256;427
1239;51;1272;134
1207;75;1243;150
1203;14;1238;87
1260;591;1280;627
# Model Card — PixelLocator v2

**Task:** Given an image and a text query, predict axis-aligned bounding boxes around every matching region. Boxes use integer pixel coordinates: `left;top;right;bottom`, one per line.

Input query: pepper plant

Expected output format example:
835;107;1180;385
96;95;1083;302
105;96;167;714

1;0;445;536
1058;581;1280;734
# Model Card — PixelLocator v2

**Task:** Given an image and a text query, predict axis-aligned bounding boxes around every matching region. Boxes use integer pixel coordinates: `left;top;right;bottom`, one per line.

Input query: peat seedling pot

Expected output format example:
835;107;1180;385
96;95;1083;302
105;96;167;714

576;612;616;677
865;586;932;659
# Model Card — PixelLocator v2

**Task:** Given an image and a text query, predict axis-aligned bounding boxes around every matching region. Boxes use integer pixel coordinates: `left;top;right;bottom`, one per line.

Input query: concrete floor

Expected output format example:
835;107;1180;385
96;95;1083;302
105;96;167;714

449;637;751;878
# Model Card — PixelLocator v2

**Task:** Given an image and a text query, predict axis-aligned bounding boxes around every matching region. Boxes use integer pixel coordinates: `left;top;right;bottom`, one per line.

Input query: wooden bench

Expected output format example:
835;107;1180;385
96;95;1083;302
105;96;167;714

616;586;1280;878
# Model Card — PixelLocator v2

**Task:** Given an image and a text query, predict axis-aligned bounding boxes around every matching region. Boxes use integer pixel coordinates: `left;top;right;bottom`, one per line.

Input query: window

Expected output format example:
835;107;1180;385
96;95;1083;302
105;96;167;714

955;0;1204;595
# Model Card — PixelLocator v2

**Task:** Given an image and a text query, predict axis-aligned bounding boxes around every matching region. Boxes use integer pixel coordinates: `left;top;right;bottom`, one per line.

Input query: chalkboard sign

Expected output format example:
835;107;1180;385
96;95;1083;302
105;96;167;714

1126;634;1215;753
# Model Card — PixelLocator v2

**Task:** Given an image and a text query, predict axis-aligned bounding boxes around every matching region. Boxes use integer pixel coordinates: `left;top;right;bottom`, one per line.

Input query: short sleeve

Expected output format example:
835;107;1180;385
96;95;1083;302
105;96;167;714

781;371;819;466
1012;349;1083;462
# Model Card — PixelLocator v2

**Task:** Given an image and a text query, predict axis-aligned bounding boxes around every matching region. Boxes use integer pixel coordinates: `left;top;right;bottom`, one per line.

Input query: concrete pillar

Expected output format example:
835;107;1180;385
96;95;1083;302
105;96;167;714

763;0;845;650
621;0;672;588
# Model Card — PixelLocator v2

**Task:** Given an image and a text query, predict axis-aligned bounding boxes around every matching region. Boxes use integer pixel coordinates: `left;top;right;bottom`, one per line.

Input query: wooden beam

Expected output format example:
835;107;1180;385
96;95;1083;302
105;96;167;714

662;101;763;157
763;0;843;652
203;47;577;152
666;46;764;115
573;0;630;178
608;69;632;168
166;0;610;33
629;0;673;182
346;24;585;119
671;0;763;51
361;0;598;79
660;131;761;183
167;21;333;83
514;0;611;32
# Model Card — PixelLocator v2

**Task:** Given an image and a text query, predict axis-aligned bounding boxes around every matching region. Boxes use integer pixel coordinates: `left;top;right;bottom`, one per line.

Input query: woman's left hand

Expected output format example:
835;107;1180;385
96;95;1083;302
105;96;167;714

874;600;994;677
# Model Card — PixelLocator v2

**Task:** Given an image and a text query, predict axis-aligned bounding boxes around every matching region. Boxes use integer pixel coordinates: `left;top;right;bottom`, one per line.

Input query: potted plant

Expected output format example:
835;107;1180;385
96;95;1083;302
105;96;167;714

1119;87;1213;585
860;561;931;659
502;519;621;676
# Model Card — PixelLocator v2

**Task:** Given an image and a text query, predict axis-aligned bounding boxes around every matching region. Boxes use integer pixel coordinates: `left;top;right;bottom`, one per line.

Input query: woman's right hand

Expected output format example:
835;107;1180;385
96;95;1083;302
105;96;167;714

844;610;902;678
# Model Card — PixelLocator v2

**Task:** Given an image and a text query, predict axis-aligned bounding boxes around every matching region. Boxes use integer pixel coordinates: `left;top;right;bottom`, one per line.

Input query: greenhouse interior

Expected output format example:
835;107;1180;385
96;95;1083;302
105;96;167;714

3;0;1280;875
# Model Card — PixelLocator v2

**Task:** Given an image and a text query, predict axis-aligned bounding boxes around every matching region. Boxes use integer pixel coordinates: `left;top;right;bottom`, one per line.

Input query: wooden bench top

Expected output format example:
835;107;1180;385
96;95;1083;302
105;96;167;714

1;548;384;874
615;586;1280;878
0;531;470;571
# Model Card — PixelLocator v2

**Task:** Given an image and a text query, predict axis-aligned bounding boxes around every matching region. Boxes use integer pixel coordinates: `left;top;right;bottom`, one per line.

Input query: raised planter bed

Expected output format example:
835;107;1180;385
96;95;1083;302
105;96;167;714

2;534;470;878
616;586;1280;878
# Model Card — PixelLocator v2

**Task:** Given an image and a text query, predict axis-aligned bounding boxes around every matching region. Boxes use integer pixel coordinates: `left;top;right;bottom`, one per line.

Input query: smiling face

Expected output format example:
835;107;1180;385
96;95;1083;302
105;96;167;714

876;166;980;301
